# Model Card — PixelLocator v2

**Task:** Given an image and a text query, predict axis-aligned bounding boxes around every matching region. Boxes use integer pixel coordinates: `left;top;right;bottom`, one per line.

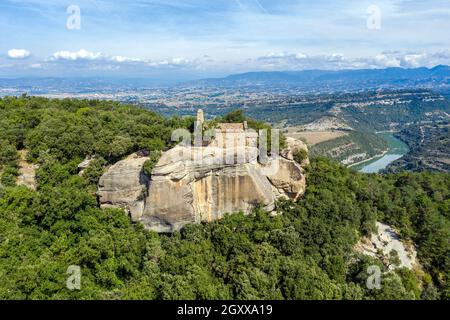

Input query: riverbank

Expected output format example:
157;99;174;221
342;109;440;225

352;132;409;173
348;149;388;168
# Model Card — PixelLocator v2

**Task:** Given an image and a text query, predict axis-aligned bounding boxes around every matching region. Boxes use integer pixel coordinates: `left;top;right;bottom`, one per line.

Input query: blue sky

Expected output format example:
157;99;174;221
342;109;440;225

1;0;450;78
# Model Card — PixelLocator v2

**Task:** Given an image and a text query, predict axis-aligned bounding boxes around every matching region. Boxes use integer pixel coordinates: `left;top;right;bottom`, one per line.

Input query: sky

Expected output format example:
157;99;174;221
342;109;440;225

1;0;450;79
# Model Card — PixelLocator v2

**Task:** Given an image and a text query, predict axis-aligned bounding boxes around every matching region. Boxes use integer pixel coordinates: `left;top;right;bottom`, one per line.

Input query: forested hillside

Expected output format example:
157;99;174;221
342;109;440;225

242;89;450;166
386;122;450;173
240;90;450;130
0;96;448;299
310;131;388;164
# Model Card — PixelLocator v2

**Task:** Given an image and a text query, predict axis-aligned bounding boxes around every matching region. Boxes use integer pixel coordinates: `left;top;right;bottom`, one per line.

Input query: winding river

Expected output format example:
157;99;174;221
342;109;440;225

356;132;409;173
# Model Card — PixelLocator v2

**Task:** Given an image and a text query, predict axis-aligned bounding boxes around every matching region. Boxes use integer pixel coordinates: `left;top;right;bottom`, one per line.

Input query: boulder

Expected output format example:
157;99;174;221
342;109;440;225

78;156;94;176
281;137;310;166
354;222;418;271
97;154;149;220
265;156;306;200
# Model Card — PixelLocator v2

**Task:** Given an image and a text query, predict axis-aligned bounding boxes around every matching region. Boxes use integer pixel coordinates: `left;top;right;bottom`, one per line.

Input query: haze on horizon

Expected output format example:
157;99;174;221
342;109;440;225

1;0;450;80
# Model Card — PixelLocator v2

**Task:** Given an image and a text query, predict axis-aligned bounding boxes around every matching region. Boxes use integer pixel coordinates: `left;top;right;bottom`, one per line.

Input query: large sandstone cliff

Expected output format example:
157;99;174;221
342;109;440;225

98;139;307;233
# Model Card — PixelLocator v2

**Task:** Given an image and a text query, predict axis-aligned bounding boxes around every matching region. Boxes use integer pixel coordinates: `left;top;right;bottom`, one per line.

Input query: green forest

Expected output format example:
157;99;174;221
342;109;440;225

386;122;450;173
0;96;448;300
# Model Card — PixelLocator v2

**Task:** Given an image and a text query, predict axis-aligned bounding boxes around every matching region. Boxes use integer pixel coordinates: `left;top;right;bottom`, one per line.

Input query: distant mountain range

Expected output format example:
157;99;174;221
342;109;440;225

1;65;450;95
186;65;450;92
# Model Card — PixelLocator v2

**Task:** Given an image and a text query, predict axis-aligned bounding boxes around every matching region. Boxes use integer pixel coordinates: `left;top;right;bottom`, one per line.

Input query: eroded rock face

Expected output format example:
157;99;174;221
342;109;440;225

97;154;149;220
98;142;307;233
141;145;278;232
266;156;306;200
355;222;418;271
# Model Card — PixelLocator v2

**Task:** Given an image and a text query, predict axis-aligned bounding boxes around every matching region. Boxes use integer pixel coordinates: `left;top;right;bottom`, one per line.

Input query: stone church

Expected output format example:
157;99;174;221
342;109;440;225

195;109;258;149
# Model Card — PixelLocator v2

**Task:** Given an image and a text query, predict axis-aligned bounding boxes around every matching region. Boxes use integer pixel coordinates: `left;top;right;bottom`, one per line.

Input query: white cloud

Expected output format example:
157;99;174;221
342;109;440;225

295;53;307;59
110;55;141;63
256;51;355;70
402;53;427;68
8;49;31;59
51;49;102;61
10;48;447;77
372;52;443;68
252;51;449;71
171;57;190;65
48;49;191;68
37;48;198;76
258;51;308;60
328;53;344;62
265;52;307;60
147;57;191;67
266;51;290;58
373;54;401;68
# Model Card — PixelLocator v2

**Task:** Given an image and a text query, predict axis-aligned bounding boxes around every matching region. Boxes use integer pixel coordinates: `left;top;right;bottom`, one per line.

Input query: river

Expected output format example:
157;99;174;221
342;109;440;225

356;132;409;173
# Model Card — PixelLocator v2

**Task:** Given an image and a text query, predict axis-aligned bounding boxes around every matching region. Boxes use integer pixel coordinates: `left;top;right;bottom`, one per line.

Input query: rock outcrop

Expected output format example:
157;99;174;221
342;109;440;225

281;137;310;166
266;156;306;200
98;142;307;233
78;156;94;176
97;154;149;220
16;150;37;190
355;222;418;270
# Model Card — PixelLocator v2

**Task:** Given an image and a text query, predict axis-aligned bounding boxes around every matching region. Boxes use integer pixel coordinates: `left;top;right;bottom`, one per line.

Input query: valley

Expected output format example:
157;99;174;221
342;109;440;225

352;132;409;173
270;90;449;171
143;88;449;170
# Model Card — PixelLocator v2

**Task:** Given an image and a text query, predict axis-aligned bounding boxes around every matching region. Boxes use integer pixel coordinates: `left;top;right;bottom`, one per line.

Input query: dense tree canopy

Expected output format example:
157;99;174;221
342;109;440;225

0;97;448;300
